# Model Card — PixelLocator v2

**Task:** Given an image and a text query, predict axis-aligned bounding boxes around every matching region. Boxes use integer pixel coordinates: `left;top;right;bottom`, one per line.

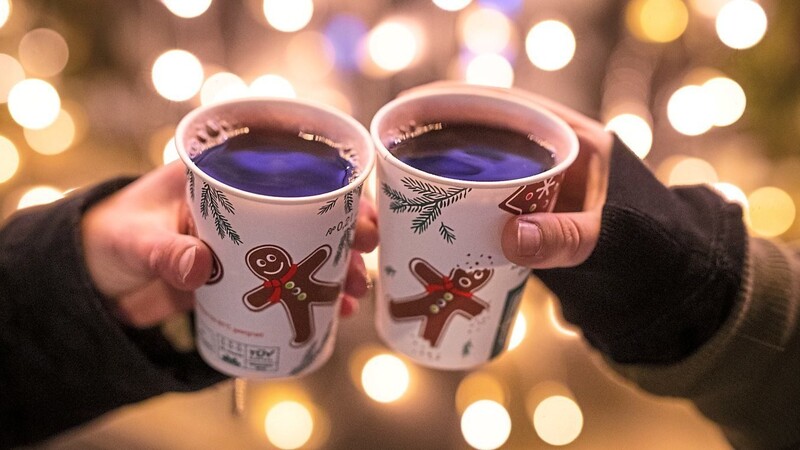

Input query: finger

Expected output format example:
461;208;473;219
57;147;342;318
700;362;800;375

501;212;600;269
137;232;214;291
114;281;195;327
352;200;378;253
344;252;369;299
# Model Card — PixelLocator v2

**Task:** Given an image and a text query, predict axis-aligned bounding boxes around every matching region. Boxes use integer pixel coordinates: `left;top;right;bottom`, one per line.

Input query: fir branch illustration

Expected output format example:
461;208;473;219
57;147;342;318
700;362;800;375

334;221;355;266
201;182;242;245
318;199;337;215
187;169;196;201
382;177;471;237
344;191;354;214
439;222;456;244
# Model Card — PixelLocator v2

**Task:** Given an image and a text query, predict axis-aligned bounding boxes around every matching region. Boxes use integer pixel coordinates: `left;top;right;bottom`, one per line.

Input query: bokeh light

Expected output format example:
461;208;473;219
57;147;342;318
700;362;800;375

18;28;69;78
465;53;514;87
525;20;575;71
461;400;511;450
161;0;212;18
667;85;715;136
17;186;64;210
605;113;653;159
250;74;296;98
264;401;314;450
8;79;61;129
455;372;507;414
324;14;368;70
361;354;409;403
533;395;584;446
667;157;719;186
626;0;689;43
0;136;20;183
507;312;526;350
367;21;420;73
703;76;746;127
434;0;472;12
0;0;10;28
712;182;749;210
690;0;731;18
200;71;248;105
459;7;514;55
716;0;767;50
151;49;204;101
0;53;25;103
748;187;796;237
263;0;314;33
23;109;76;155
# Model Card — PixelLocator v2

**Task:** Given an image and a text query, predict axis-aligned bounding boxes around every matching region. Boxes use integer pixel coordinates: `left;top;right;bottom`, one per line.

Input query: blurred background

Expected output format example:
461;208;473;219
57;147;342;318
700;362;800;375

2;0;797;448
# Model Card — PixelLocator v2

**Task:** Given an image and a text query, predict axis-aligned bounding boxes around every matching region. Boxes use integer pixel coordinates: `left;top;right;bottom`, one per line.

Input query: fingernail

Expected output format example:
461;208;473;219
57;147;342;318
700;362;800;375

179;246;197;283
517;220;543;257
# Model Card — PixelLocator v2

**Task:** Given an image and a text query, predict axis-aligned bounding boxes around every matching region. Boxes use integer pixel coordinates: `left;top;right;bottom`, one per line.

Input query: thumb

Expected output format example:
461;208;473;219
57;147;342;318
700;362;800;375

143;233;214;291
501;212;600;269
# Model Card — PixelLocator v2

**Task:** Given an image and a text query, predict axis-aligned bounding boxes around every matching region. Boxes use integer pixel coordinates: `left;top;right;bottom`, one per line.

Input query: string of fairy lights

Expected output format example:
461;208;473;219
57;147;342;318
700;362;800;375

0;0;795;448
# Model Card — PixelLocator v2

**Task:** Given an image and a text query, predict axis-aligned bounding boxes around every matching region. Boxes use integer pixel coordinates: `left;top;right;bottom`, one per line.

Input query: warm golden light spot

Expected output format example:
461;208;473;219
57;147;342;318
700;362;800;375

716;0;767;49
250;74;296;98
455;372;507;415
161;0;212;18
263;0;313;33
0;53;24;103
533;396;584;446
605;113;652;159
18;28;69;77
367;21;420;73
460;8;514;55
626;0;689;43
361;353;410;403
0;135;20;183
8;79;61;129
525;20;575;71
151;49;204;102
668;157;719;186
23;109;76;155
507;312;526;350
18;186;64;210
461;400;511;450
465;53;514;87
667;85;715;136
264;401;314;450
433;0;472;11
748;187;795;237
704;77;746;127
200;71;248;105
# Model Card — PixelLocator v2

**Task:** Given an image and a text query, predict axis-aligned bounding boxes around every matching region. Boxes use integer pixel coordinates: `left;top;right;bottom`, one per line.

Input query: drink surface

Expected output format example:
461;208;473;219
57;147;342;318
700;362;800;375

389;123;555;182
193;127;354;197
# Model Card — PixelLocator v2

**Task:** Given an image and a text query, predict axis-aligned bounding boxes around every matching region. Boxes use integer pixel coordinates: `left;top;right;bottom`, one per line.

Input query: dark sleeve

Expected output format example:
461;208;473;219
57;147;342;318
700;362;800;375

534;137;747;364
0;179;227;447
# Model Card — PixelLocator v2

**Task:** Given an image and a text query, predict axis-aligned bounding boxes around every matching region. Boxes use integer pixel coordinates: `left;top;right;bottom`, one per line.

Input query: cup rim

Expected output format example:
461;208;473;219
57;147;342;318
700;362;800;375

369;86;579;189
175;97;376;205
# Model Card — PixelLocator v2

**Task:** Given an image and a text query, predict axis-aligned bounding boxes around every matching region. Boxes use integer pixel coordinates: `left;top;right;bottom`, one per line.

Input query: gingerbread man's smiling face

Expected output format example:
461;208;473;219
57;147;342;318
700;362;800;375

246;245;293;280
451;268;492;292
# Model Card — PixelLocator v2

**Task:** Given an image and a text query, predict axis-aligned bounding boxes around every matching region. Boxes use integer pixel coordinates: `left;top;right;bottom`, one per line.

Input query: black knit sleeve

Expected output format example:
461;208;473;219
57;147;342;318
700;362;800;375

534;137;747;364
0;179;225;447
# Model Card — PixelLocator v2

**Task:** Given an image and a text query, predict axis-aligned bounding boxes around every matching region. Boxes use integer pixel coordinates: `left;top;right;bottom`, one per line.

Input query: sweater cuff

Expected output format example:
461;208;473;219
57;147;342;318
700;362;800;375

535;136;746;363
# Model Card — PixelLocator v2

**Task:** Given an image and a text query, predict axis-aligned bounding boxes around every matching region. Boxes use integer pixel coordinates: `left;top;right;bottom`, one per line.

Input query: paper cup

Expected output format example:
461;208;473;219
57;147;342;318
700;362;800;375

370;86;579;370
176;98;375;379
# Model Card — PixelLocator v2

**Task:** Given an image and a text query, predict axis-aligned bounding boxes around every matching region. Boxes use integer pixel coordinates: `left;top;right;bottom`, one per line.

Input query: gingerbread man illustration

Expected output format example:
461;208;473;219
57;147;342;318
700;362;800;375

389;258;493;347
243;244;341;346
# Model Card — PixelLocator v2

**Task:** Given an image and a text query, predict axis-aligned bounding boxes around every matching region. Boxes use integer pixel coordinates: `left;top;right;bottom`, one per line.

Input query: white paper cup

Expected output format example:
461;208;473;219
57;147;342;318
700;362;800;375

370;86;579;370
176;98;375;379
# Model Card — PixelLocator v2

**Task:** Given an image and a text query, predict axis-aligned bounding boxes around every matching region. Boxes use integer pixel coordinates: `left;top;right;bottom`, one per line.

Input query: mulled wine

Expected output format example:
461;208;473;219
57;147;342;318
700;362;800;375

388;123;556;182
192;127;355;197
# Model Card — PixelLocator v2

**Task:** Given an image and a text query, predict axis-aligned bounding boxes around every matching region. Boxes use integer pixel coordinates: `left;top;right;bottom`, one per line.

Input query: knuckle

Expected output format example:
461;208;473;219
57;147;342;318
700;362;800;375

557;216;582;258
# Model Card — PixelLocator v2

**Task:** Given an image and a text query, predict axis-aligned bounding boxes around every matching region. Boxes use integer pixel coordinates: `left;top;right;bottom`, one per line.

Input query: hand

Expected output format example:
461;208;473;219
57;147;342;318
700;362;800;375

81;162;378;327
498;88;614;268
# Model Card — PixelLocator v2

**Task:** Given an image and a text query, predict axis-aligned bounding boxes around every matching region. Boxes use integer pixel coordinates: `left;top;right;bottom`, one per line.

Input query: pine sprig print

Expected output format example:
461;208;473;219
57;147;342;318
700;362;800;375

187;170;196;201
334;222;355;266
439;222;456;244
381;177;471;241
318;199;337;215
200;182;242;245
